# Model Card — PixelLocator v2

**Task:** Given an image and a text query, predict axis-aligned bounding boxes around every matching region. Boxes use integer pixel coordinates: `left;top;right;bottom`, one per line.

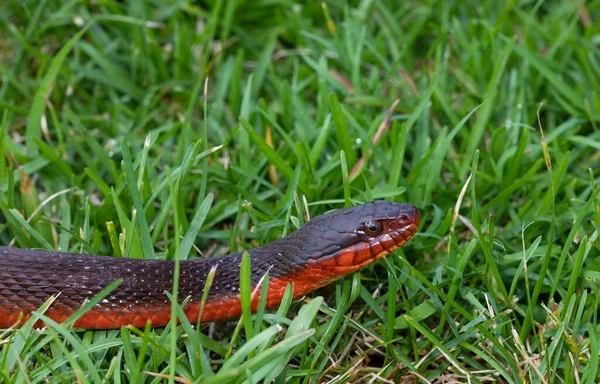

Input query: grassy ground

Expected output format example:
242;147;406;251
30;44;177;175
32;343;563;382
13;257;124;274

1;0;600;382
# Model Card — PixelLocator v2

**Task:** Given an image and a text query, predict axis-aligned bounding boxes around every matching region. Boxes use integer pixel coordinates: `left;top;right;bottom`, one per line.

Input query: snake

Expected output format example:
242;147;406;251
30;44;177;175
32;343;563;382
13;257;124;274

0;201;420;329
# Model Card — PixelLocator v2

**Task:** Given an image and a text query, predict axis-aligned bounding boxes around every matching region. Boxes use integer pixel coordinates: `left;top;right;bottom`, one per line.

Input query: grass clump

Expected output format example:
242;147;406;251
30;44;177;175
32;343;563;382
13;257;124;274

1;0;600;382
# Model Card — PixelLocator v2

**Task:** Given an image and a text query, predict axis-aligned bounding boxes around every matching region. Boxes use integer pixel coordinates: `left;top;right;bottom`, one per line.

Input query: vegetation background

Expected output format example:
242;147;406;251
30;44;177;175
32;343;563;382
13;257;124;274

1;0;599;382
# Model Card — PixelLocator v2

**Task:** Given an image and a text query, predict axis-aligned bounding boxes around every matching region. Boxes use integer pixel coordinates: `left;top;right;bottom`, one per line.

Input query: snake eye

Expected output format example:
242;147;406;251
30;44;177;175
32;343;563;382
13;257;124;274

363;220;383;236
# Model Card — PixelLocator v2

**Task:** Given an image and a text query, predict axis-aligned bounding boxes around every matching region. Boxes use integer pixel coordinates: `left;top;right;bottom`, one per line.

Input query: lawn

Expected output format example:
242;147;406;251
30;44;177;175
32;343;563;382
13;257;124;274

1;0;600;382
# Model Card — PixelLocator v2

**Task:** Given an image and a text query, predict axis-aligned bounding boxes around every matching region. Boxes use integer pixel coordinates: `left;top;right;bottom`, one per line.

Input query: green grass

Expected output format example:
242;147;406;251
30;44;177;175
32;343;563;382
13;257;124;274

1;0;600;382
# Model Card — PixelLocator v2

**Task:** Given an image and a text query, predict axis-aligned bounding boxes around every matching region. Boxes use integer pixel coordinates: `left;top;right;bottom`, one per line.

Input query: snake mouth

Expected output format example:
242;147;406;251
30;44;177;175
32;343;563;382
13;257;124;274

384;204;420;248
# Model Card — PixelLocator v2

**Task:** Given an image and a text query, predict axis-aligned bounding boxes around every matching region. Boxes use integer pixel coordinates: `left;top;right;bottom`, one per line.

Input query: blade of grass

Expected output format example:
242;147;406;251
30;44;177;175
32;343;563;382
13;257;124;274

26;22;93;155
120;139;154;259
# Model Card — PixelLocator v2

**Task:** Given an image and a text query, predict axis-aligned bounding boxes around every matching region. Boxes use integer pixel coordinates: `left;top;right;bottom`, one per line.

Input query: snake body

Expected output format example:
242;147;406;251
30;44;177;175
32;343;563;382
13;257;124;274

0;201;419;329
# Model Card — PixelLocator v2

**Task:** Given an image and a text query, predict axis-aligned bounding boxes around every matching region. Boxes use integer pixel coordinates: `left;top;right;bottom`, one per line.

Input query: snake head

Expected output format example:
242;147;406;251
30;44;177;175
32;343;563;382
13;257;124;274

303;201;420;270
